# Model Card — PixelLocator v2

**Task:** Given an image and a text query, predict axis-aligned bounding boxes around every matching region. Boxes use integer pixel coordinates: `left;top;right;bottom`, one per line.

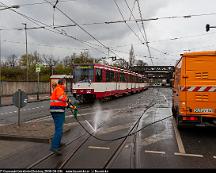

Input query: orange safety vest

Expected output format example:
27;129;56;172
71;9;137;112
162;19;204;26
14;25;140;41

50;84;68;112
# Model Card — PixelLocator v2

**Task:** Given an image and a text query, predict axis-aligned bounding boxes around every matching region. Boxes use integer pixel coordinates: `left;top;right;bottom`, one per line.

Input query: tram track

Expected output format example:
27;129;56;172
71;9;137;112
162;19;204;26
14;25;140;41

25;97;157;169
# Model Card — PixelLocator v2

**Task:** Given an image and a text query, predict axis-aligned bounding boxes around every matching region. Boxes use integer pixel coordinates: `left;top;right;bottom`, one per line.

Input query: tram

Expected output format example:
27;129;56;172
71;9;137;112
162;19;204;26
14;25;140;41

72;64;149;103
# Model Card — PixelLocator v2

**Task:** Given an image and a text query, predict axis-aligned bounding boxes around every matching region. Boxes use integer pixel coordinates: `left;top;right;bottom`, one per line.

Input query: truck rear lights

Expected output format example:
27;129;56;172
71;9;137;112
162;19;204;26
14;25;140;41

183;116;198;121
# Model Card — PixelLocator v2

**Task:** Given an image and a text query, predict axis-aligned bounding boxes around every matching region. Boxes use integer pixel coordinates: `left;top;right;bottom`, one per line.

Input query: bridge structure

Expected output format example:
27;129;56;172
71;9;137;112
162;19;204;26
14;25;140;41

130;66;175;86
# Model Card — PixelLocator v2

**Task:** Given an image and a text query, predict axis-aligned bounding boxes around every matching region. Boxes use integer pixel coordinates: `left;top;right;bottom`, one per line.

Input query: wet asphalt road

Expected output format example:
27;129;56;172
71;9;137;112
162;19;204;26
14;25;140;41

0;87;216;168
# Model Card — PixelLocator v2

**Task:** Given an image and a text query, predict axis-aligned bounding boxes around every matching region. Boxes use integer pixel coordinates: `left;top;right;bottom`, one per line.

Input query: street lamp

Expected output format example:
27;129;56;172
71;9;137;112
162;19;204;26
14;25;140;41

22;23;28;81
0;4;20;106
0;5;20;11
206;24;216;32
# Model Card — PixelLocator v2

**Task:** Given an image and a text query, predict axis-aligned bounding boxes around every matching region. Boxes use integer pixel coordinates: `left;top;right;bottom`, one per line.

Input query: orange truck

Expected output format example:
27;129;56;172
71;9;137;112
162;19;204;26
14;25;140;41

172;51;216;128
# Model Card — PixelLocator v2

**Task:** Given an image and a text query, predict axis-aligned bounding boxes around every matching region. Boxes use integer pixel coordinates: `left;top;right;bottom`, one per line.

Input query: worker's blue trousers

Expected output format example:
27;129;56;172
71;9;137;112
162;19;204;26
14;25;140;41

51;112;65;150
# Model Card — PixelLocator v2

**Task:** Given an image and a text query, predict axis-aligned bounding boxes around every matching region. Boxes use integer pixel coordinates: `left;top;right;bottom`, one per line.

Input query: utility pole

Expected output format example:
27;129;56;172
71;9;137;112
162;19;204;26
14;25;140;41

0;30;2;106
22;23;28;81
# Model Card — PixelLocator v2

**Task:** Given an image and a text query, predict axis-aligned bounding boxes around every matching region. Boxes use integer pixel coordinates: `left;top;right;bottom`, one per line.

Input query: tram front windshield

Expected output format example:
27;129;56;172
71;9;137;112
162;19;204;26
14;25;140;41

73;65;94;83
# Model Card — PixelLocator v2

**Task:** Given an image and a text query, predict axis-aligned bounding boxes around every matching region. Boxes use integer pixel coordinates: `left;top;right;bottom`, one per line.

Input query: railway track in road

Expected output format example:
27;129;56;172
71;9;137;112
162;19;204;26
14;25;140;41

25;96;172;169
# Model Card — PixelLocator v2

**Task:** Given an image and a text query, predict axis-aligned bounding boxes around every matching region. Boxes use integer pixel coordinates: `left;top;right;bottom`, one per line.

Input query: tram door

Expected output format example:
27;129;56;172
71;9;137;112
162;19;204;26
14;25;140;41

116;72;120;91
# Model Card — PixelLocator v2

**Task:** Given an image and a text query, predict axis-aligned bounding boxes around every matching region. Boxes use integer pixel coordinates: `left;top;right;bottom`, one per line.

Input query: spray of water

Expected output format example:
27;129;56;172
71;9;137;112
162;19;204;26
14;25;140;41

93;101;112;132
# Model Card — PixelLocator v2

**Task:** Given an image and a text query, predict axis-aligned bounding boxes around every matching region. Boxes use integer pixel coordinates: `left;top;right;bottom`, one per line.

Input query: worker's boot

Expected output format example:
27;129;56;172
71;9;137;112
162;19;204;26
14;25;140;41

60;143;66;148
50;148;62;156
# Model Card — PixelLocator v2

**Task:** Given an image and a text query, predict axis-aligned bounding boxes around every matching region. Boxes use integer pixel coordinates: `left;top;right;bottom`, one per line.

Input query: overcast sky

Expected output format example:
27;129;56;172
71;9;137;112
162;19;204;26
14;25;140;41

1;0;216;66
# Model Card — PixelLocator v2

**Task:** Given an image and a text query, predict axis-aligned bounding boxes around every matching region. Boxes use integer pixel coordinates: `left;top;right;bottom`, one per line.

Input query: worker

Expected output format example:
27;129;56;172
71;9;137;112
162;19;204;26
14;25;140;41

50;78;69;155
51;81;57;91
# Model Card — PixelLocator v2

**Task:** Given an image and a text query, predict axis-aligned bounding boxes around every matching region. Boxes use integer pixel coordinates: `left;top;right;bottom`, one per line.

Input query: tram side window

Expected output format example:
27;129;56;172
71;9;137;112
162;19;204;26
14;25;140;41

130;75;133;82
110;71;114;82
95;68;102;82
120;73;126;82
131;75;134;83
115;72;119;82
106;70;111;82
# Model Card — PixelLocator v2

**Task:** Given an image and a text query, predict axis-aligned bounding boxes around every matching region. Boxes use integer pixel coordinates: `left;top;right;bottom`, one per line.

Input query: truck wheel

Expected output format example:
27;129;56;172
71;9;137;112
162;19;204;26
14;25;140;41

172;106;177;117
176;116;183;130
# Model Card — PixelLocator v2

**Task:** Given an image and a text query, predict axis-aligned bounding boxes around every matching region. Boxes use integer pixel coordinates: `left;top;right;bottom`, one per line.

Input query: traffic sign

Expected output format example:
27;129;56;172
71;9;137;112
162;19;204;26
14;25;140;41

36;64;41;73
12;89;28;108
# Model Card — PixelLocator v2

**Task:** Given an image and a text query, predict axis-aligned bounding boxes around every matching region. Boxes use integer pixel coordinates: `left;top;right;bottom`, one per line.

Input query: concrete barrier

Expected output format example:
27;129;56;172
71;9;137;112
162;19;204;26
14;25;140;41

2;81;50;96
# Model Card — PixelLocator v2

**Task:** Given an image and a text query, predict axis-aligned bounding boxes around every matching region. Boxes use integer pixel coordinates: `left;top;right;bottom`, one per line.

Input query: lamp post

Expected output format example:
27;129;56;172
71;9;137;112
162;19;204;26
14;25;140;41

206;24;216;32
22;23;28;81
0;29;2;106
0;5;20;11
0;4;20;106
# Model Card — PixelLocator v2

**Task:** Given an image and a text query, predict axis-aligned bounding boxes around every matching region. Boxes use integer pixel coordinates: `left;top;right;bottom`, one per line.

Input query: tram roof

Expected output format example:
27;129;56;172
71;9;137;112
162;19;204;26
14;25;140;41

74;63;145;77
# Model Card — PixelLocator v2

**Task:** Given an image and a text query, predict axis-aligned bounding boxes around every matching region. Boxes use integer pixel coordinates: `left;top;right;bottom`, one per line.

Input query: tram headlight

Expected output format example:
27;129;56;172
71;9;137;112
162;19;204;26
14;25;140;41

86;90;92;93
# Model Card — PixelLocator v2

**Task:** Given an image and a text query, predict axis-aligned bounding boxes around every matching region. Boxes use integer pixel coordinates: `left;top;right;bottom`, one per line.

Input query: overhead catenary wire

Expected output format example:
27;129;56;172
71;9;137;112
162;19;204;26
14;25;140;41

2;39;94;52
44;0;122;59
0;2;109;56
2;24;216;47
128;0;136;21
3;1;213;63
11;0;216;22
113;0;144;45
0;2;176;63
13;0;76;7
136;0;153;65
124;0;146;45
113;0;157;65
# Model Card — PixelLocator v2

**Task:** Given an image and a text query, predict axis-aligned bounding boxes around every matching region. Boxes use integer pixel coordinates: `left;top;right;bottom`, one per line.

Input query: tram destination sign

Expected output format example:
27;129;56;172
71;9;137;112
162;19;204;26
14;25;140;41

77;65;93;69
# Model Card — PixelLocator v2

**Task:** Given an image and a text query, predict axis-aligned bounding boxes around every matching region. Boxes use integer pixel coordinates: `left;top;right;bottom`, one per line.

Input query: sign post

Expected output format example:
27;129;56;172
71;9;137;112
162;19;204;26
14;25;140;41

36;64;41;100
12;89;28;126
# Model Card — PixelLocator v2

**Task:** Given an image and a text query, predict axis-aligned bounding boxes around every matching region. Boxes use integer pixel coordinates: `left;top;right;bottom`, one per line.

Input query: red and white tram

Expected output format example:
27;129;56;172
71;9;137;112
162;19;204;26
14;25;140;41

72;64;149;103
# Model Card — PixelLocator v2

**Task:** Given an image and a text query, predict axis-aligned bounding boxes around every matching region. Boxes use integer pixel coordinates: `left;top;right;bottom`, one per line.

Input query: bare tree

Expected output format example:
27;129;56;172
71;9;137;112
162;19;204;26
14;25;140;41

63;53;76;67
42;54;59;75
136;59;148;66
5;54;18;67
114;58;129;69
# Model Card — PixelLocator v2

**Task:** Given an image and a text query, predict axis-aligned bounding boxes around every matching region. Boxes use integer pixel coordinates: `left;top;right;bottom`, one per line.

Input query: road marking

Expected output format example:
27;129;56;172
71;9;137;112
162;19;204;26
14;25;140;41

174;152;203;158
172;118;186;153
97;123;133;135
85;120;96;132
141;129;172;147
162;95;167;102
213;156;216;159
88;146;110;150
145;150;166;154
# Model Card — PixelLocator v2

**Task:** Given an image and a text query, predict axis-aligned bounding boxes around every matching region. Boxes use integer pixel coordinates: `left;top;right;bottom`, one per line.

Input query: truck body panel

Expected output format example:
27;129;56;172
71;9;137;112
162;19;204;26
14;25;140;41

173;51;216;127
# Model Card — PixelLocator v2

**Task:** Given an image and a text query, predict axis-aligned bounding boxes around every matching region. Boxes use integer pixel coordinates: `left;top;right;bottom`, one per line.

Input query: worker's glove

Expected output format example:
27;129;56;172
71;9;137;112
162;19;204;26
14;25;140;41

73;109;78;119
67;98;72;103
69;105;77;110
